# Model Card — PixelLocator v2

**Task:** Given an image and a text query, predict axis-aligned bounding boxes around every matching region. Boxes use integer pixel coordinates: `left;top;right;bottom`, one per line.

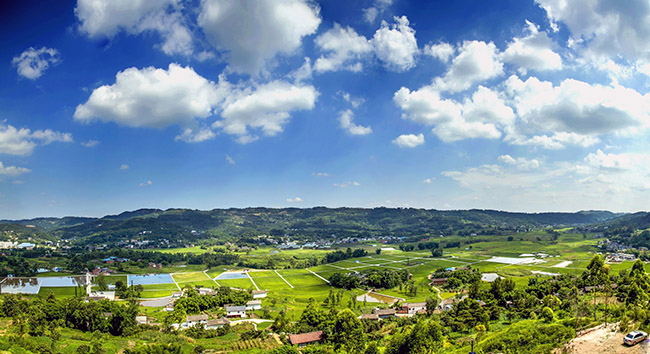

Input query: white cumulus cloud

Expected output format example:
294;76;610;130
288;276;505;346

502;20;562;72
0;162;30;176
286;197;303;203
0;124;72;156
198;0;321;75
338;110;372;135
371;16;419;72
12;47;60;80
314;24;372;73
392;133;424;148
75;0;193;56
433;40;504;93
74;63;223;129
423;42;454;63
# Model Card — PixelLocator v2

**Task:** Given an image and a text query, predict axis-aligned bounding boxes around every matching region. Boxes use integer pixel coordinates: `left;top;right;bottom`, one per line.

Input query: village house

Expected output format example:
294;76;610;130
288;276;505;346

135;316;148;325
197;287;216;296
186;314;208;327
225;305;246;318
438;298;455;312
252;290;267;299
172;291;183;298
205;318;230;329
372;308;396;319
359;313;380;321
245;300;262;311
399;302;427;316
289;331;324;347
430;278;448;286
163;303;174;312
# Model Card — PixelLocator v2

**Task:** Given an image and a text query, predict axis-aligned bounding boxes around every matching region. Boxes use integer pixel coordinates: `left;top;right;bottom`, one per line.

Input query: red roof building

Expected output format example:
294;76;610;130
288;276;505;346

289;330;323;347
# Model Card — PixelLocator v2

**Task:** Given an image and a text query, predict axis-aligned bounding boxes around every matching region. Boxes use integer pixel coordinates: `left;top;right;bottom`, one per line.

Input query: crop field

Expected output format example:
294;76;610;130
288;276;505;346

141;283;179;298
172;272;215;288
249;271;291;290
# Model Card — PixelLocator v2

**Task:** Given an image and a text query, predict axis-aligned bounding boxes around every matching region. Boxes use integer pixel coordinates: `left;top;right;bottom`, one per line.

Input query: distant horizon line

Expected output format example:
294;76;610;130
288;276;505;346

3;206;644;222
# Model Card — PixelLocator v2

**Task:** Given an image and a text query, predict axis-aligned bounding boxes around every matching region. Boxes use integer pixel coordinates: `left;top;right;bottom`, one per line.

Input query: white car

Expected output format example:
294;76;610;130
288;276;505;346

624;331;648;346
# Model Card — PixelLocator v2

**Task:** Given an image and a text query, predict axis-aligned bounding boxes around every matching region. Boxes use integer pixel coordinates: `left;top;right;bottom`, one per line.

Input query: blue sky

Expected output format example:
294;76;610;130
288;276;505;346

3;0;650;218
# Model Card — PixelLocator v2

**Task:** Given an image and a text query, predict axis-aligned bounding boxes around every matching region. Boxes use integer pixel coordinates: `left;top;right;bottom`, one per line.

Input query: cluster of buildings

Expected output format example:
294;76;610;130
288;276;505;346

0;242;36;250
606;253;637;263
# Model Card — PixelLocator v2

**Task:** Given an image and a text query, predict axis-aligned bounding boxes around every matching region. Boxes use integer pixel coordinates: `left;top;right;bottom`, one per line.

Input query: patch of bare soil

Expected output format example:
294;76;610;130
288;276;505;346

557;323;650;354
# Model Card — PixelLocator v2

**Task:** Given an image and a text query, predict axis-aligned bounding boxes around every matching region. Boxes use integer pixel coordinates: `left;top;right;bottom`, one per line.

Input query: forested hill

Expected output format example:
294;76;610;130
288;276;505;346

1;208;625;246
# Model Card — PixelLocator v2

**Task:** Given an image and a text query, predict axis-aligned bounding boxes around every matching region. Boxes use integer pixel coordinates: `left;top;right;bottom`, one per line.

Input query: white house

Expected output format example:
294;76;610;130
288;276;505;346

400;302;426;316
246;300;262;311
197;288;216;296
205;318;230;329
135;316;148;325
225;305;246;318
186;314;208;327
252;290;267;299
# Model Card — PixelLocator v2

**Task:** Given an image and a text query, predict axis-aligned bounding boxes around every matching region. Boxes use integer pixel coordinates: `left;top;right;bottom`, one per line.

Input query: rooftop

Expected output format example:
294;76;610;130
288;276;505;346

289;330;323;345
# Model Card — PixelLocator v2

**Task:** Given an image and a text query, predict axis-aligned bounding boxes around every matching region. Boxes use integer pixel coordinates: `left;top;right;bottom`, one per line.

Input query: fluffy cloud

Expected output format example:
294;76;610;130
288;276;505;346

314;24;372;73
444;149;650;211
504;75;650;137
497;154;540;170
75;0;193;56
175;128;216;143
225;154;235;165
433;41;504;93
362;0;393;23
286;197;303;202
0;124;72;156
371;16;419;72
119;164;129;170
314;16;418;73
424;42;454;63
423;178;435;184
198;0;321;75
502;21;562;72
392;133;424;148
535;0;650;65
213;80;318;144
12;47;60;80
74;64;223;129
338;110;372;135
138;180;152;187
394;85;511;142
0;162;30;176
76;64;318;144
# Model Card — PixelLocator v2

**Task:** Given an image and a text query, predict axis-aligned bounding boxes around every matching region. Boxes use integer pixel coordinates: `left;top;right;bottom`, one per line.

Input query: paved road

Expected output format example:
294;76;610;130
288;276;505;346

140;296;172;307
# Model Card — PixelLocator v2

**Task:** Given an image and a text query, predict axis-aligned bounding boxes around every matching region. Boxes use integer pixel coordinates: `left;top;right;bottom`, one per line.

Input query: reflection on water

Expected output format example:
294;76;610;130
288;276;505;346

40;276;88;287
128;273;175;285
1;277;41;294
1;275;91;294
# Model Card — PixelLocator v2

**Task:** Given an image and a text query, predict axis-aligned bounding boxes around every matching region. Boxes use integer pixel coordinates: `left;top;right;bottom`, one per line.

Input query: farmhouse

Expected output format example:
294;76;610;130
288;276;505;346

289;330;324;347
198;287;216;296
372;308;396;319
399;302;427;316
359;313;380;321
245;300;262;311
206;318;230;329
135;316;148;325
430;278;448;286
252;290;267;299
172;291;183;298
225;305;246;318
186;314;208;327
163;303;174;312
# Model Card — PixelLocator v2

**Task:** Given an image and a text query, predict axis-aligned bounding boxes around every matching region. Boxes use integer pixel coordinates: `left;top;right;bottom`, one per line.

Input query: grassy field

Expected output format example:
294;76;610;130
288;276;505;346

172;271;215;289
249;271;291;290
38;287;77;297
140;283;179;298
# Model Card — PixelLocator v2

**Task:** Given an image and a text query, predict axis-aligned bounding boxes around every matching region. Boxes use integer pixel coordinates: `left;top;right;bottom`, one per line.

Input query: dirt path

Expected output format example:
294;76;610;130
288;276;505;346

559;323;650;354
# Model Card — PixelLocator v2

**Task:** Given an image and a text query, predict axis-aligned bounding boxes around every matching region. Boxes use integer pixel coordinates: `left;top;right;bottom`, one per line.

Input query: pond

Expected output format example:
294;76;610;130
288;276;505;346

215;272;248;280
128;273;175;285
40;276;89;287
1;278;41;294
